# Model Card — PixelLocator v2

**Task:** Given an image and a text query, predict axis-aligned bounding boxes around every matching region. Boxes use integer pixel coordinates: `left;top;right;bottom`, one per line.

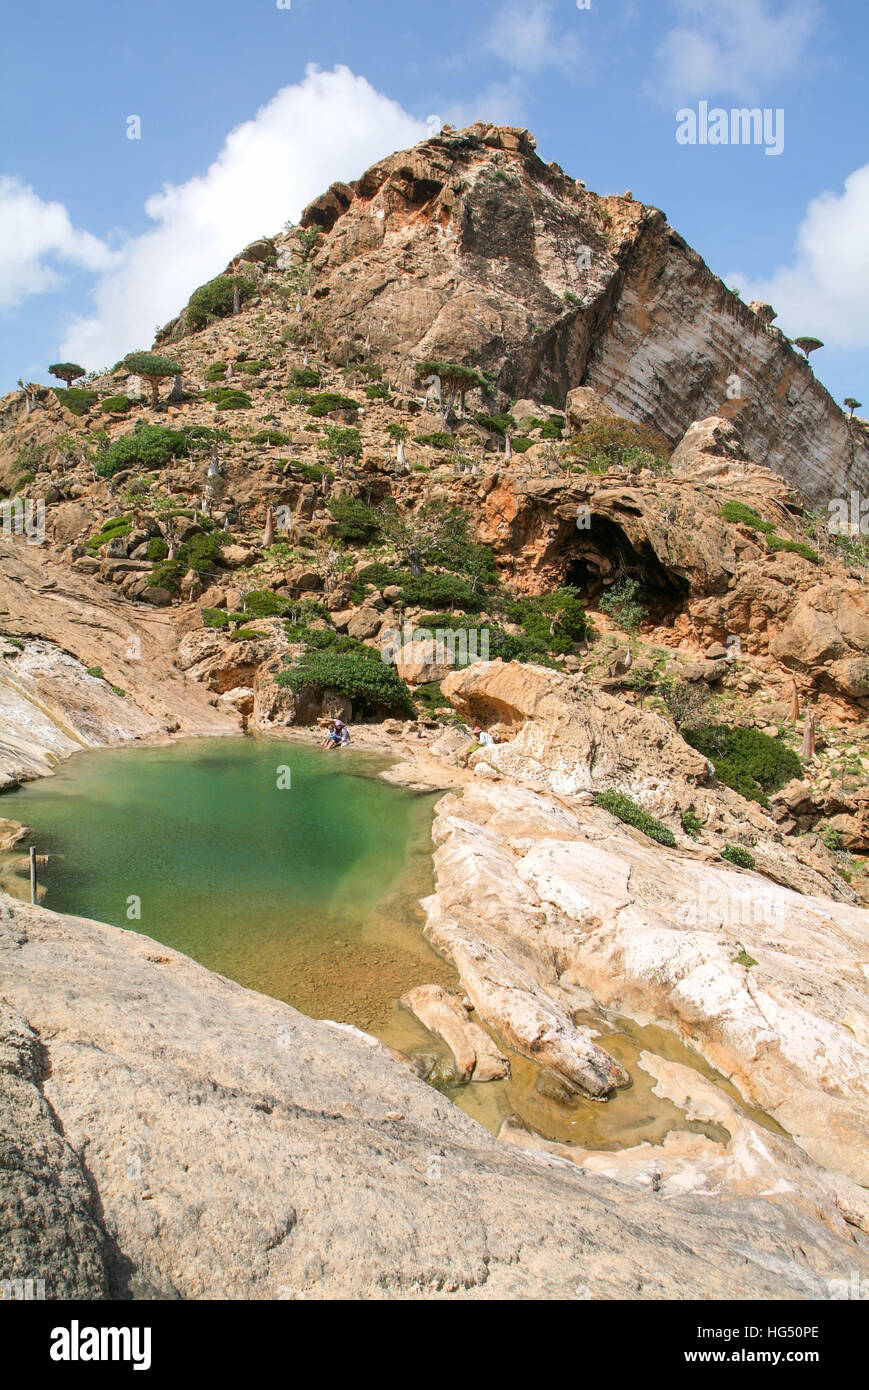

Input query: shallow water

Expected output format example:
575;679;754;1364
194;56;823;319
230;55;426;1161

1;736;781;1151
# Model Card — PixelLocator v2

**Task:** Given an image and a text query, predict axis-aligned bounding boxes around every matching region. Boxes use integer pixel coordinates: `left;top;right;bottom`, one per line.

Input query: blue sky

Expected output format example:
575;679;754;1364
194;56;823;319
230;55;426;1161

2;0;867;413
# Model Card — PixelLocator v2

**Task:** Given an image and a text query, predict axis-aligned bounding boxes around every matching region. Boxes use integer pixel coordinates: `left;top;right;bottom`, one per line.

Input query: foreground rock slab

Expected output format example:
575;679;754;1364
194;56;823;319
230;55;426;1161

2;895;865;1300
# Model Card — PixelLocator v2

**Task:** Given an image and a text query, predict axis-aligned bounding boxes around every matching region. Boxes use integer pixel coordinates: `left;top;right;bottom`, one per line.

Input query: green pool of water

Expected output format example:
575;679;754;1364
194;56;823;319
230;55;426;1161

0;737;455;1037
1;736;783;1153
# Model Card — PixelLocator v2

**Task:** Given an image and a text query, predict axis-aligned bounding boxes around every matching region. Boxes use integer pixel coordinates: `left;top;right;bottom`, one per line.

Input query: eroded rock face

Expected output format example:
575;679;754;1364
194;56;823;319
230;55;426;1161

2;894;865;1300
441;660;709;801
424;777;869;1188
258;124;866;504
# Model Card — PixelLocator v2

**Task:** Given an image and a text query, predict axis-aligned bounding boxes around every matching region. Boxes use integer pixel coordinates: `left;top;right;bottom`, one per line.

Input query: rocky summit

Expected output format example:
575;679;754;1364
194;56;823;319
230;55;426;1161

2;124;869;1302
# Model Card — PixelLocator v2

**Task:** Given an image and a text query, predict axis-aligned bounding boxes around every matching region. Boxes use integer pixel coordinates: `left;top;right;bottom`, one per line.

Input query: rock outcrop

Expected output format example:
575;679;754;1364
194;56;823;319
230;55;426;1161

2;893;866;1300
241;124;866;505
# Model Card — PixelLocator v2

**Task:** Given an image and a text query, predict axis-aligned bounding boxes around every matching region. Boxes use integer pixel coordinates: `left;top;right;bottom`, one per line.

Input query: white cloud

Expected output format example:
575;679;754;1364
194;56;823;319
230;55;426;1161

655;0;822;100
59;65;426;370
483;1;582;75
0;178;115;310
728;162;869;350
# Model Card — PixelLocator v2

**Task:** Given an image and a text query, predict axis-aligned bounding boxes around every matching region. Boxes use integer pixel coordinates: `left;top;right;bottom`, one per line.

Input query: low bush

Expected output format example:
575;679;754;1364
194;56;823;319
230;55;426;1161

99;394;131;413
95;423;189;478
680;809;702;837
146;536;169;561
328;497;382;544
250;429;292;446
365;383;390;400
413;432;454;449
204;387;252;411
718;500;777;536
54;388;99;416
593;790;677;847
276;647;413;716
186;274;256;329
291;367;321;387
722;844;756;870
307;392;358;417
682;724;801;808
202;607;229;629
767;536;820;563
474;412;516;436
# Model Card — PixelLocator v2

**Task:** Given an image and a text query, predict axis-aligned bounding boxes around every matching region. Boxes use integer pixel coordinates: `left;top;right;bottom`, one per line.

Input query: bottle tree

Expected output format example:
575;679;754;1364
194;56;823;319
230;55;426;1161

794;337;824;362
844;397;862;420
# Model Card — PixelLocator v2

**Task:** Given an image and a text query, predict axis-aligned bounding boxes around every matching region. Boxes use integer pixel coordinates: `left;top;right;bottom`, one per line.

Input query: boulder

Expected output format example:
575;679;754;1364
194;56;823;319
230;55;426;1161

394;640;456;685
347;605;384;640
400;985;508;1083
565;386;620;429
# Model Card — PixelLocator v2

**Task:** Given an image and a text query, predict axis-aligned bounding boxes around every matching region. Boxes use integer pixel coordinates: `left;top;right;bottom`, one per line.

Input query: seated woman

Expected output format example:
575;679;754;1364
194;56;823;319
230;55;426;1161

333;720;351;748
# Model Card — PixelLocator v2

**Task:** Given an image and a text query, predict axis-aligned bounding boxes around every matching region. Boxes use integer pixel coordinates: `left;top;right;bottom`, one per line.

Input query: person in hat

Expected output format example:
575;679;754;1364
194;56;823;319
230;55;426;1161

473;725;494;747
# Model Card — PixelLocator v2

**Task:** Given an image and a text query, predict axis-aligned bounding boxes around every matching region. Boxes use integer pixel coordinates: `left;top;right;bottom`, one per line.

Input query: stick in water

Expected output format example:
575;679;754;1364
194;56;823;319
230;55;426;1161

29;845;37;905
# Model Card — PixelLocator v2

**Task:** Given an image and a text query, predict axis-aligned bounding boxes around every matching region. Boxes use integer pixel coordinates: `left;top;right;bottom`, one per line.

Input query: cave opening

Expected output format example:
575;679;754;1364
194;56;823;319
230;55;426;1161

560;514;690;622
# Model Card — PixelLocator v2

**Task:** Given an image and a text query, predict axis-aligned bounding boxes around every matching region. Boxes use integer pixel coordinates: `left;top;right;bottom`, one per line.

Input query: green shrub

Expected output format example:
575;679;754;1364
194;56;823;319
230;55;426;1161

767;536;820;563
250;429;292;446
286;387;312;406
682;724;801;808
718;501;777;536
401;571;485;612
307;392;358;417
593;790;677;847
205;362;228;382
186;274;256;329
95;423;189;478
328;497;382;544
204;387;252;411
511;436;533;452
236;360;270;375
149;560;184;592
506;589;589;653
414;681;445;712
540;416;565;440
733;948;758;967
820;823;843;851
86;517;131;551
202;607;229;629
241;589;295;618
230;629;268;641
475;412;516;436
681;809;702;837
566;417;671;472
291;367;321;387
86;665;104;680
413;432;454;449
365;383;390;400
99;394;131;413
54;388;99;416
146;536;169;562
276;649;413;716
721;844;756;870
598;578;646;632
295;461;334;484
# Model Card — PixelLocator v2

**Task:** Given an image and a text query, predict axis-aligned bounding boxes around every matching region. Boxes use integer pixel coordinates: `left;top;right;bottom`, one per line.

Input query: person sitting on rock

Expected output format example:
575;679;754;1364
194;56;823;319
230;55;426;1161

321;720;339;748
473;725;494;747
329;720;351;749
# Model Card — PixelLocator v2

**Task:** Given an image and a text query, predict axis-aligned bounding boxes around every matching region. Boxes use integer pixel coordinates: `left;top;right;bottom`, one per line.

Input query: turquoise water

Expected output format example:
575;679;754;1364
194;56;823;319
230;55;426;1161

0;737;455;1038
1;736;782;1150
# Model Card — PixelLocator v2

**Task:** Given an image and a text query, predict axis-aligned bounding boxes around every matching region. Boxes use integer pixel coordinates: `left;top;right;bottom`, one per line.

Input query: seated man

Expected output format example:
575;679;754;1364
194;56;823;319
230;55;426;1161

321;720;339;748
